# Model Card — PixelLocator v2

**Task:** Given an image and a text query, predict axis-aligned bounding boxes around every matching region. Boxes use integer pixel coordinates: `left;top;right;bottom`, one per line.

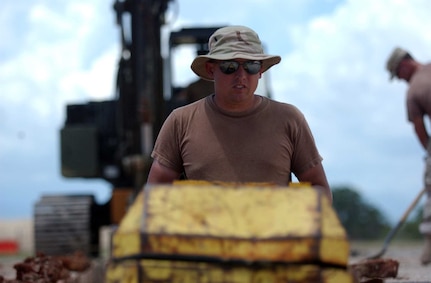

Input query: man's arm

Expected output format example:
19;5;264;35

296;163;332;204
412;116;429;150
147;159;181;184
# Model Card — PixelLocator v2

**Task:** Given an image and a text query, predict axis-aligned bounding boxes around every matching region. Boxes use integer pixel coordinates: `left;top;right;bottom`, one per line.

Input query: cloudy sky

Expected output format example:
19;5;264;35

1;0;431;224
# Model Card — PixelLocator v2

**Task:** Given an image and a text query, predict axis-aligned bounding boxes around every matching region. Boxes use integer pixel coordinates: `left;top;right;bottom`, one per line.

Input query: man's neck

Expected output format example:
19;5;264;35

213;95;262;113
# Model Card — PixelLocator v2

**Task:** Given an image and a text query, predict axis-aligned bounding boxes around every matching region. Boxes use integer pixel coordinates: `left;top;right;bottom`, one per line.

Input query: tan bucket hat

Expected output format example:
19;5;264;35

386;47;409;80
191;26;281;80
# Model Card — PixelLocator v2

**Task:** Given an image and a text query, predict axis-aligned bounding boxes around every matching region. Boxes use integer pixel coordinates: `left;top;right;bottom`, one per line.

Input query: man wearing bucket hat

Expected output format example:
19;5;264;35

147;25;332;203
386;47;431;265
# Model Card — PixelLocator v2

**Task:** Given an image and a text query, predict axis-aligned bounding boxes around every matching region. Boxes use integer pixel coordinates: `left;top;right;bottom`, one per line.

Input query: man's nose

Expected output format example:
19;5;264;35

235;65;248;77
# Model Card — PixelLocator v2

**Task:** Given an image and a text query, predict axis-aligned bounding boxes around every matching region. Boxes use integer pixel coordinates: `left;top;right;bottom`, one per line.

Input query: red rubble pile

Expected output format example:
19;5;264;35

349;258;399;283
0;252;90;283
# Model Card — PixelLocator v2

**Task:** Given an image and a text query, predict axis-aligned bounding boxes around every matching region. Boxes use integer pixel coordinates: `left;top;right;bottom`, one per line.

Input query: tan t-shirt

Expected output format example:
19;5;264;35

151;95;322;185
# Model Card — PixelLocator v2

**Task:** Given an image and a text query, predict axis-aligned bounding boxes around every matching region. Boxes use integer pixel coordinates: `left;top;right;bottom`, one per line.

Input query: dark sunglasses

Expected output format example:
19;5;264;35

217;60;262;75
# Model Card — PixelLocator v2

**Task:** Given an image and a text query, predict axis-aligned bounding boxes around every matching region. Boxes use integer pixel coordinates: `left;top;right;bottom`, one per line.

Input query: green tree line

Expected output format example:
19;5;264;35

332;186;423;240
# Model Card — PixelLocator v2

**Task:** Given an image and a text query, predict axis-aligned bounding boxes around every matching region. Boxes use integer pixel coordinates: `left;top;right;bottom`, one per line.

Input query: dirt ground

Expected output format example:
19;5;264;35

350;240;431;282
1;241;430;282
0;256;19;281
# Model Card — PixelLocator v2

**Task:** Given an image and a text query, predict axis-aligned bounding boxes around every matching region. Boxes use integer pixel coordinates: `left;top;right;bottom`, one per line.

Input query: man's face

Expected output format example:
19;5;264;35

205;59;262;103
396;59;412;82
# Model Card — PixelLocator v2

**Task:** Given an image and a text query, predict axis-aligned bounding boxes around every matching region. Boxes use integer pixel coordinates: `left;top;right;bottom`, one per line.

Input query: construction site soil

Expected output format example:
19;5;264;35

0;241;430;282
349;240;431;282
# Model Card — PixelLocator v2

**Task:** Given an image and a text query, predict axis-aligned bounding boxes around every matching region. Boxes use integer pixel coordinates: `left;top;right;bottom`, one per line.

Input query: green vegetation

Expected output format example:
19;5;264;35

332;186;422;240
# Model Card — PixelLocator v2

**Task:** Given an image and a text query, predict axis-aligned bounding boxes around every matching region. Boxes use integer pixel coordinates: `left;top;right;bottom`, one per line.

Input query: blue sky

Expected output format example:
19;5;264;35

1;0;431;224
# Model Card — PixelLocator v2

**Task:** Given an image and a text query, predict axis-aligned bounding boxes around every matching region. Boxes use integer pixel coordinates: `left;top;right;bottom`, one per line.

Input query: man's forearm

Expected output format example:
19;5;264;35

413;117;429;149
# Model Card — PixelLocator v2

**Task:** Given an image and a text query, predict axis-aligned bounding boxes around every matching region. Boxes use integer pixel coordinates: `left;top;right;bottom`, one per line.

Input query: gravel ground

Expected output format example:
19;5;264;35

350;241;431;282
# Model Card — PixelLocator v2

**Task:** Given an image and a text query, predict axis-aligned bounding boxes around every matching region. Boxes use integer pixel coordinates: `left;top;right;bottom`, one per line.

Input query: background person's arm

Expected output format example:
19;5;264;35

412;116;429;150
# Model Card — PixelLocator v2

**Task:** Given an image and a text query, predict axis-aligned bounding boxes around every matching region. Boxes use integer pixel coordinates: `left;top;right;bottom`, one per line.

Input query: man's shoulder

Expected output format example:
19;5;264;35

410;63;431;88
170;97;207;115
415;63;431;75
264;97;302;114
420;63;431;71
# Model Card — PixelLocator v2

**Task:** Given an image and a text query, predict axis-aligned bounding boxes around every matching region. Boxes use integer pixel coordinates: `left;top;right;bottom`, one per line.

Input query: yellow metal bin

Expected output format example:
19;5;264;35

106;183;355;283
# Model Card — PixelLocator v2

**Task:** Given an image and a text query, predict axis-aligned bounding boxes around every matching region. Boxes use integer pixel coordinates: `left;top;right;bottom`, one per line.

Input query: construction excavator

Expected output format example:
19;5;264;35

34;0;225;257
33;1;355;282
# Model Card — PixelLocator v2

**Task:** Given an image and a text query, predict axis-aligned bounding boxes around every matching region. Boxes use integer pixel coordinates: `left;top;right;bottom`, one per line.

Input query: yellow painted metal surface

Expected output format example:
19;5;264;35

106;259;355;283
111;191;144;257
142;184;349;266
107;182;354;283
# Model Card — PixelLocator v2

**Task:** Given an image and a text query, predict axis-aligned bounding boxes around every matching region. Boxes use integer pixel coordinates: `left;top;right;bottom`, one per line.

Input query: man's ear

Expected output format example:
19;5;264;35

205;62;215;79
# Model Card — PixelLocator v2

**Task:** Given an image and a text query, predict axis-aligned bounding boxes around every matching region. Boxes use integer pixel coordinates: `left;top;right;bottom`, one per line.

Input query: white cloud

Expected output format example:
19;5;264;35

268;0;431;221
0;0;118;218
57;45;118;101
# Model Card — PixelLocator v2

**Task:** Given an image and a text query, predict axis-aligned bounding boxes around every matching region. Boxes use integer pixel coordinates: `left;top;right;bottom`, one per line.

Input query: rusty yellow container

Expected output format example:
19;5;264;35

106;183;355;283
